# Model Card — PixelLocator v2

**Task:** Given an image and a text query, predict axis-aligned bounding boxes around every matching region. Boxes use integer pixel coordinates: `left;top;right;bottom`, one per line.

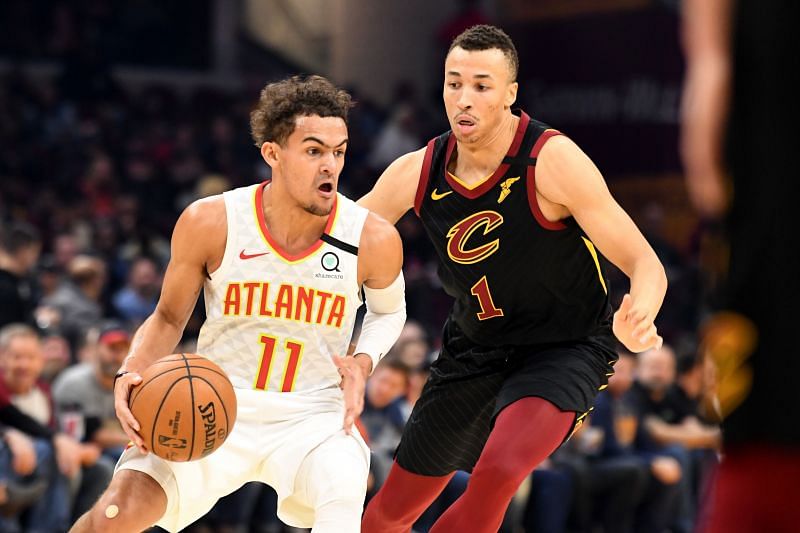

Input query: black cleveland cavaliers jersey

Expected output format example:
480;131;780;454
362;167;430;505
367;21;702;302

415;111;612;347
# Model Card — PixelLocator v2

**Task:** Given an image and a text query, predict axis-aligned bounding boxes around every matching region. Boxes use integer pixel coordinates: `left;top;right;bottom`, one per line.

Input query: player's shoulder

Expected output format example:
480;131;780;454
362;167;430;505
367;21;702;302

359;211;402;256
172;194;228;257
536;134;584;166
177;194;226;231
385;147;427;180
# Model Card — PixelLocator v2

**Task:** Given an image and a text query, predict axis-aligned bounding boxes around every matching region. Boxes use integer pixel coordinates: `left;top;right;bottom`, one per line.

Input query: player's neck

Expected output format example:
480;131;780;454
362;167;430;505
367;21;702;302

260;182;328;253
452;112;518;180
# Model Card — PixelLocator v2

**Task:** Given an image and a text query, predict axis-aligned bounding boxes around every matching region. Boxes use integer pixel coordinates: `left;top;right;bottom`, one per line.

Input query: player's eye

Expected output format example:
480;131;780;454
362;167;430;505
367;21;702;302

477;84;489;91
447;82;460;89
307;148;320;156
334;150;345;158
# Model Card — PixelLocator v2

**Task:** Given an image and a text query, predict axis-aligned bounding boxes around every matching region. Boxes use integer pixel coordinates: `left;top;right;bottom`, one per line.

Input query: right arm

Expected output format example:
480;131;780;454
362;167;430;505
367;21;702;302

680;0;733;218
115;196;226;451
357;149;426;224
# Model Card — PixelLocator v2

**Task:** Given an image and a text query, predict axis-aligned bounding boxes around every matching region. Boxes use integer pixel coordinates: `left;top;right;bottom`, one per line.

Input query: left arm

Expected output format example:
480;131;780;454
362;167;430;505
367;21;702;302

334;212;406;433
536;136;667;352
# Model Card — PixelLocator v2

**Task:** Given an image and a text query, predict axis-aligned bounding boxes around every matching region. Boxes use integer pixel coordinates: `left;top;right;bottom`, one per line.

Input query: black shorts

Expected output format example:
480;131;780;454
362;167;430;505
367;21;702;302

395;319;617;476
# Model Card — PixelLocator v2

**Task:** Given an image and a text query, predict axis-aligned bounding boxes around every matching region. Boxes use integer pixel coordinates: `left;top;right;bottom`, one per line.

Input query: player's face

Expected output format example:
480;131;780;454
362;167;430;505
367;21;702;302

443;47;518;144
268;115;348;216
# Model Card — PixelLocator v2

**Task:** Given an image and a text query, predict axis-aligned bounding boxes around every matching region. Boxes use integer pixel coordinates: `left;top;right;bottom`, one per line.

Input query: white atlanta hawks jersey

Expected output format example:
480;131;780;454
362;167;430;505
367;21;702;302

196;182;368;393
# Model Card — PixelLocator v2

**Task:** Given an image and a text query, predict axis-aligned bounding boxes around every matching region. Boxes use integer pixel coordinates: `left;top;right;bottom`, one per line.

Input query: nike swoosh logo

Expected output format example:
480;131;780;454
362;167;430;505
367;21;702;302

239;250;269;260
431;188;453;201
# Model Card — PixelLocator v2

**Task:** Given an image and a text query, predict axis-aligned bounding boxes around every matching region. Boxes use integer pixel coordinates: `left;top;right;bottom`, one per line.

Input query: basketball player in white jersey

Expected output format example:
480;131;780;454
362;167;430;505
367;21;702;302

70;75;406;533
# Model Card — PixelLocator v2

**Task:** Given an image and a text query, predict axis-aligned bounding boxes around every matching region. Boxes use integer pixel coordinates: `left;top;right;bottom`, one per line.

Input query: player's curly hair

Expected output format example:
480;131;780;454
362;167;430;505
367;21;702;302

448;25;519;81
250;75;352;147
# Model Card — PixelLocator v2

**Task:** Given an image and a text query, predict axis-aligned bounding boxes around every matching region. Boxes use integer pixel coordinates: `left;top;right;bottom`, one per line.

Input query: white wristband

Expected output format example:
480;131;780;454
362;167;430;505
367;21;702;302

354;273;406;372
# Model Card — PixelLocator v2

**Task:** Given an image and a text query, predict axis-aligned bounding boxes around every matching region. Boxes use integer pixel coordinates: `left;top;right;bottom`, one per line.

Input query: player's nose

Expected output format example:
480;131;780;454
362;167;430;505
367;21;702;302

319;153;336;174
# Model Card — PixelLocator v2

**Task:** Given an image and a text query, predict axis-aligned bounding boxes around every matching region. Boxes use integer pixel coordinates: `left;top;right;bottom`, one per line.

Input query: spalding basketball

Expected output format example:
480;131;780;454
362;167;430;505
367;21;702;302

129;353;237;462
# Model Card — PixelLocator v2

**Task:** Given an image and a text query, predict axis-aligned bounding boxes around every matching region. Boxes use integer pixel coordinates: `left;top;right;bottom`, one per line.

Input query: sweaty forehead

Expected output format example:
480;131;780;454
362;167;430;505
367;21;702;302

445;47;513;80
290;115;348;142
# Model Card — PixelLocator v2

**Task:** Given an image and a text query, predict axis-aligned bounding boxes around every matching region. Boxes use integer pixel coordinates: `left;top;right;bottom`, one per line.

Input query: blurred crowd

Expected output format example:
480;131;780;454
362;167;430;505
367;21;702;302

0;47;713;533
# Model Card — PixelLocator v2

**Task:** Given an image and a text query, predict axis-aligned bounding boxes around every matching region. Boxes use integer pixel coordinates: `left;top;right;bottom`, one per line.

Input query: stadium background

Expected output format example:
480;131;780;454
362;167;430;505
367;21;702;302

0;1;719;532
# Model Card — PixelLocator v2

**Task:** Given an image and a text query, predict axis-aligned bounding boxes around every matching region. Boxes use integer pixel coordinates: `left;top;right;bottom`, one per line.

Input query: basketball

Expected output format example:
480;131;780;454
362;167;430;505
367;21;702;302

129;353;237;462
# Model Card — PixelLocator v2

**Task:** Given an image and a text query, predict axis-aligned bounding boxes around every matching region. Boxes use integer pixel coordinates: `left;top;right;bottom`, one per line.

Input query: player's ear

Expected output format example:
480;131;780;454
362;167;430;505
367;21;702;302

505;81;518;109
260;141;280;167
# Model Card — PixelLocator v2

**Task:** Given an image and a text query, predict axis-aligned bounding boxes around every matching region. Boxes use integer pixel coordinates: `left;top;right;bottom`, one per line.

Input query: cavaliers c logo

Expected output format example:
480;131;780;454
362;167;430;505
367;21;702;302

446;210;504;265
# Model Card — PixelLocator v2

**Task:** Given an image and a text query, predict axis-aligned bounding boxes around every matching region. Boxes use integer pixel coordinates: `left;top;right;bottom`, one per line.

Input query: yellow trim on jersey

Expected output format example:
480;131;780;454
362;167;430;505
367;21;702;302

447;171;493;191
251;186;342;265
581;237;608;295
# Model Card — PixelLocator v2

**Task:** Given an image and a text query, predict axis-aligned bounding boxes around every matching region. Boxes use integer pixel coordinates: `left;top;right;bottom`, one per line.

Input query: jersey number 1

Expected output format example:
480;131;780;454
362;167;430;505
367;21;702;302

470;276;504;320
254;335;304;392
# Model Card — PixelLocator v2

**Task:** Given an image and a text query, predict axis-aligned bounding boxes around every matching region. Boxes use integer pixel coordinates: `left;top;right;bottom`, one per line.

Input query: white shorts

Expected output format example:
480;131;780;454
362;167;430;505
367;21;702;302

116;387;370;532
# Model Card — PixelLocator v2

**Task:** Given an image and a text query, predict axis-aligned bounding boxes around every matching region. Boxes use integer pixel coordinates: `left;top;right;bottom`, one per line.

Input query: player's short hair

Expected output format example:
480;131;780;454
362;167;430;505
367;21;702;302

448;24;519;81
250;75;352;147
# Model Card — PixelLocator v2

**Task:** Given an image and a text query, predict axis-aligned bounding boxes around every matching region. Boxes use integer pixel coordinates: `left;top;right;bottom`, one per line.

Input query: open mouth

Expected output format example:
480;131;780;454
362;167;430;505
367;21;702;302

318;183;333;193
457;118;475;126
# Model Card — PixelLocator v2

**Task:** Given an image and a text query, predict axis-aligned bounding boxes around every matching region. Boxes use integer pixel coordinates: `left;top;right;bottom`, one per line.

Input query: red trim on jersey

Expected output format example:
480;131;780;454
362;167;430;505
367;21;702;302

414;138;437;217
444;111;531;200
527;129;568;231
254;181;338;261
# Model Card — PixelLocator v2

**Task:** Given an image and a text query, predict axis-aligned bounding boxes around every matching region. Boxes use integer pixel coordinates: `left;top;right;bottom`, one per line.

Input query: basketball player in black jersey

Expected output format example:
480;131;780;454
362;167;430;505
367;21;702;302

359;25;668;532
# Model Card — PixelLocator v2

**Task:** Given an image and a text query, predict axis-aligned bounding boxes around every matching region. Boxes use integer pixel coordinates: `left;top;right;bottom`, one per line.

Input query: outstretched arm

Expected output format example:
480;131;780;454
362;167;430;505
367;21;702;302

536;136;668;352
115;196;226;451
334;213;406;434
357;149;425;224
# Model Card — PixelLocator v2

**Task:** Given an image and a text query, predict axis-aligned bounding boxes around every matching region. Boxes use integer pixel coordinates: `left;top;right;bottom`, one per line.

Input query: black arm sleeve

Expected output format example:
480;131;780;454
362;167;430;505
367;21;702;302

0;403;56;440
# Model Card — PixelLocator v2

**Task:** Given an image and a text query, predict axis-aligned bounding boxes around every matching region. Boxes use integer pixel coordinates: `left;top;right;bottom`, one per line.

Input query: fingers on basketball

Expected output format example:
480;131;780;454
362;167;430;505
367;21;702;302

128;353;237;462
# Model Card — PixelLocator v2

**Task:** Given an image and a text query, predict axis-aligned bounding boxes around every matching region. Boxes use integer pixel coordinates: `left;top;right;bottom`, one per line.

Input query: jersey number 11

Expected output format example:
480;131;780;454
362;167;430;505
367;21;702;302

254;335;304;392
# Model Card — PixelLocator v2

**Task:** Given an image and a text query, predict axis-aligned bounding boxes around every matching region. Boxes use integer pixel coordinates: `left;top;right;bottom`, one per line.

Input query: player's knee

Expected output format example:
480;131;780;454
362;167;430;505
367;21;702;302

311;447;368;504
476;458;527;494
83;471;166;532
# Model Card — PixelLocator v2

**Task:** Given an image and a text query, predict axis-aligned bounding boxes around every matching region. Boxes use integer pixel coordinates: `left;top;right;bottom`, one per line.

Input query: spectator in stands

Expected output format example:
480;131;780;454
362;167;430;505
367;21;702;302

112;256;161;327
629;345;719;532
0;223;41;329
41;255;107;352
0;324;112;528
53;234;79;273
362;359;411;488
0;324;76;531
394;337;430;370
0;425;49;532
33;255;62;304
367;104;422;171
40;333;71;384
52;321;131;463
588;350;680;533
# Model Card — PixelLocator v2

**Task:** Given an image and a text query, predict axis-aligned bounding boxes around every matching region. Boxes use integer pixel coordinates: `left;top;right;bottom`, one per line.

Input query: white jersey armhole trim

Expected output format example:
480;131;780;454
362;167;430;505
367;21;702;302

206;190;237;282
